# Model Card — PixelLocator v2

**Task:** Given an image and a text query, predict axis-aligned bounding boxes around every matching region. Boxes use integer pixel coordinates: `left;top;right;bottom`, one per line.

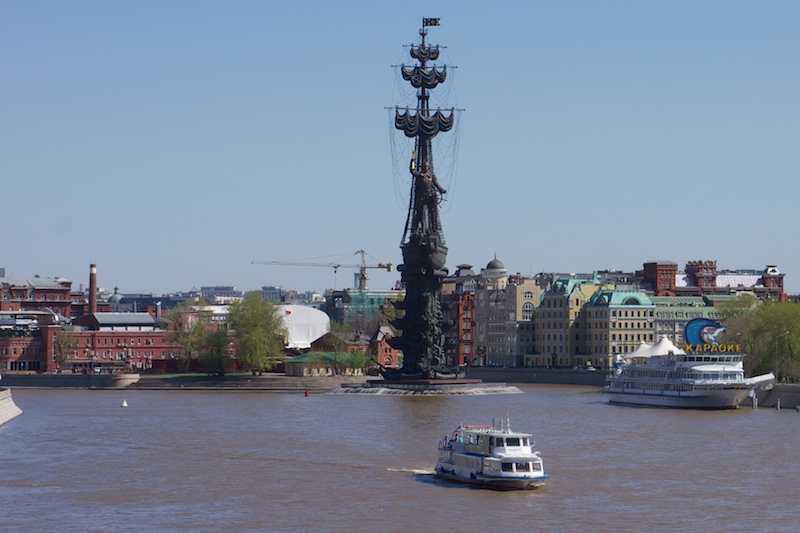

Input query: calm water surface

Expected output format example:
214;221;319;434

1;385;798;532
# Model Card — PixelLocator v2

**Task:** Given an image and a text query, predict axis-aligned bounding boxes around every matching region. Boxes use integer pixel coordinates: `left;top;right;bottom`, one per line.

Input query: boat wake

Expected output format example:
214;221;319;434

386;467;434;475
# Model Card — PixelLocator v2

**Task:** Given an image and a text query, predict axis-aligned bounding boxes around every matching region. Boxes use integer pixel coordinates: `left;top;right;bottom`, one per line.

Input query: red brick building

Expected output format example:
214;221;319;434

370;325;400;368
1;264;182;373
441;264;479;367
637;260;786;301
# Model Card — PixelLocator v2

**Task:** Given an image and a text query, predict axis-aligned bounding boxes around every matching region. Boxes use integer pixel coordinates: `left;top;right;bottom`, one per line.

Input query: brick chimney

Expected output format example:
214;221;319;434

89;264;97;314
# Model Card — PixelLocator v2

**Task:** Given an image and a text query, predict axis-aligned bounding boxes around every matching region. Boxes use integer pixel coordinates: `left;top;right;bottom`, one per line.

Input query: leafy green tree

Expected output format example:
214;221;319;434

227;294;286;375
53;330;80;372
750;299;800;381
717;298;800;381
199;325;231;376
164;302;210;372
349;350;367;372
305;351;326;375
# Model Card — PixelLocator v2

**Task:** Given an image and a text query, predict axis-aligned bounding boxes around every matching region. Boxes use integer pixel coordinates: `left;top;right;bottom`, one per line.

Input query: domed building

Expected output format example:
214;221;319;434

481;256;508;289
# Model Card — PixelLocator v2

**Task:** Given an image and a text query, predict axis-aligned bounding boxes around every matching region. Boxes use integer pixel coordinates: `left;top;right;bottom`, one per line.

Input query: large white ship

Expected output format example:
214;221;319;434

604;336;774;409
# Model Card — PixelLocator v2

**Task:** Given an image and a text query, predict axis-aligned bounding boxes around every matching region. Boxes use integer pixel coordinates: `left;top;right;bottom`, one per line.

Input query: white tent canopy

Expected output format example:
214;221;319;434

628;336;685;359
281;305;331;350
628;342;652;358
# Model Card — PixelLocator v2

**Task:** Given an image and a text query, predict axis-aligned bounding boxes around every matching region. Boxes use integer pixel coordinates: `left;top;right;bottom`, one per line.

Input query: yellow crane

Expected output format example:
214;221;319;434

252;250;392;290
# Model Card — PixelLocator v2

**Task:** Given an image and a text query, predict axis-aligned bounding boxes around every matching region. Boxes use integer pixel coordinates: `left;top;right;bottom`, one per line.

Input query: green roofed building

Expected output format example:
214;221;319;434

531;275;613;368
284;351;365;377
584;290;656;364
650;296;725;347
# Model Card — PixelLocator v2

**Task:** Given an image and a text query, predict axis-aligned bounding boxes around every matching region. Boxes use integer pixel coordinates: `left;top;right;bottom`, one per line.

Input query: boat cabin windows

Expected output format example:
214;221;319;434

500;461;543;473
491;436;528;447
685;355;743;363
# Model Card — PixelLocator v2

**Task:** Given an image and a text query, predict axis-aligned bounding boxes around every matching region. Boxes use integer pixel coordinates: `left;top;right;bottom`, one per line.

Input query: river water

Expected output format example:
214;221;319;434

1;384;797;532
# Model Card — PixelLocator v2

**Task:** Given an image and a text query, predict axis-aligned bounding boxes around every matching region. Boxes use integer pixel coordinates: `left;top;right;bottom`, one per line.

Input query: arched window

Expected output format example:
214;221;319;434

522;303;534;321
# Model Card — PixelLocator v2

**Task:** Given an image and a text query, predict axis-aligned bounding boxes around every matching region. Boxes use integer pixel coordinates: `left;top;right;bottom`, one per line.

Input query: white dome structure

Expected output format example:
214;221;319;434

281;305;331;350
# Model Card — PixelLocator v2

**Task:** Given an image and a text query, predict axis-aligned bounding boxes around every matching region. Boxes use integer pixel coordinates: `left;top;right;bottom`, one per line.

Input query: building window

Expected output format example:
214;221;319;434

522;303;534;321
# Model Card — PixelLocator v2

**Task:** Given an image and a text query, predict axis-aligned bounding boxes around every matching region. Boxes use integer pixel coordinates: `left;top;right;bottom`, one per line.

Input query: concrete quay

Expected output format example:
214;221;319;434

744;383;800;410
1;373;141;389
126;373;371;391
465;367;609;386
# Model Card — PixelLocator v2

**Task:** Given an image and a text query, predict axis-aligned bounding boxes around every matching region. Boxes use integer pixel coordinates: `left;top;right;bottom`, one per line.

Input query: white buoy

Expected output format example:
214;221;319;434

121;400;128;408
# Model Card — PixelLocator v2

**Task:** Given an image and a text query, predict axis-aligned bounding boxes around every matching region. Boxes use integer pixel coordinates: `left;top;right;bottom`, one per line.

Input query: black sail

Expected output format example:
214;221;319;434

410;44;440;62
394;107;455;138
401;65;447;89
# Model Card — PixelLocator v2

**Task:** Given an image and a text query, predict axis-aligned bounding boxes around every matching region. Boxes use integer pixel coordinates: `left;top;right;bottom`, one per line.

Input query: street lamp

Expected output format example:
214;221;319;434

775;331;789;382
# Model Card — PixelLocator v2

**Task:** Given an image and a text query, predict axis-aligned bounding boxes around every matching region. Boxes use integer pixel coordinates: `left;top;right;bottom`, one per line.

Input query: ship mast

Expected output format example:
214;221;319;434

386;18;460;381
395;17;454;244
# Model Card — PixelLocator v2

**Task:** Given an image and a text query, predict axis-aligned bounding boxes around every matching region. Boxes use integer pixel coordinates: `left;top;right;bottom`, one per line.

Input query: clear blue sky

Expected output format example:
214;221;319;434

3;1;799;295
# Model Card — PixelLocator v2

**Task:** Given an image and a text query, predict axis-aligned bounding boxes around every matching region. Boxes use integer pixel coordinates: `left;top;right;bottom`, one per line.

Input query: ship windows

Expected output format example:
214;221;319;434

501;463;514;472
506;437;521;447
516;462;531;472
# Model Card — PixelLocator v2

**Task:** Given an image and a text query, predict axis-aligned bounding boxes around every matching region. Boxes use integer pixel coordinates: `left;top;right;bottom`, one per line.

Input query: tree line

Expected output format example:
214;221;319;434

718;296;799;381
53;293;400;375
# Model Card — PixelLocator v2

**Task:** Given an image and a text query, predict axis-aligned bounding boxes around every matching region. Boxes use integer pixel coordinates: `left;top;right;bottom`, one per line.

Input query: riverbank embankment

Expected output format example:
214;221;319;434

1;373;140;389
5;369;800;409
746;383;800;409
126;374;370;391
466;367;608;386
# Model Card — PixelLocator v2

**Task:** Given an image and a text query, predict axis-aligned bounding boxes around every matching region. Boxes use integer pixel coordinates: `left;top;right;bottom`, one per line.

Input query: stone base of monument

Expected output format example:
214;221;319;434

0;388;23;426
330;379;522;395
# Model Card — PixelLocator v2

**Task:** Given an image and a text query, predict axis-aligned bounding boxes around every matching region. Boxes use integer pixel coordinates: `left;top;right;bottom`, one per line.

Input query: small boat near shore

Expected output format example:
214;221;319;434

435;417;548;490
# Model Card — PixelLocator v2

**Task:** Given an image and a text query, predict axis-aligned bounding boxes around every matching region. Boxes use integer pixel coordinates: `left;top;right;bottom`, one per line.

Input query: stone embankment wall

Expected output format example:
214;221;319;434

1;373;140;388
127;374;369;391
744;384;800;409
466;367;608;386
0;388;23;426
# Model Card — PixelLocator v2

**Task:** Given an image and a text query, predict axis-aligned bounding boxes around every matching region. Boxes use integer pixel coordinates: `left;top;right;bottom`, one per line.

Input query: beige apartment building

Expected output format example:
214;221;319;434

531;276;612;367
583;290;656;367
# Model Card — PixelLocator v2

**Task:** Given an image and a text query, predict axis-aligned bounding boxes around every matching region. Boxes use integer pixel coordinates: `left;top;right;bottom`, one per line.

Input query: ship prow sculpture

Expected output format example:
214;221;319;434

381;18;466;382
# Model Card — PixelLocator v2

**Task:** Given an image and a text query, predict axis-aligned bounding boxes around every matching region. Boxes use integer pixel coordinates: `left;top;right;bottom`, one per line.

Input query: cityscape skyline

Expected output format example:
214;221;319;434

4;2;799;295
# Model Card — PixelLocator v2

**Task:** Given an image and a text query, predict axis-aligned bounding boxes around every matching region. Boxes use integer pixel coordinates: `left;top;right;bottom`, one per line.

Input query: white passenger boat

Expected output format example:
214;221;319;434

604;336;774;409
435;417;548;490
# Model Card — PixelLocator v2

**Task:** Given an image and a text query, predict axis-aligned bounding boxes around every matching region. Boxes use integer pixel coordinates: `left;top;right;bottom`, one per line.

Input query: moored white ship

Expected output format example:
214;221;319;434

435;417;548;490
604;336;774;409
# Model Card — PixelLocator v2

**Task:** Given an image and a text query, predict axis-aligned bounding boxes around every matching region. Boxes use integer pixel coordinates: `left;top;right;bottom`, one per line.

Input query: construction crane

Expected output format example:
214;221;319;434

252;250;392;290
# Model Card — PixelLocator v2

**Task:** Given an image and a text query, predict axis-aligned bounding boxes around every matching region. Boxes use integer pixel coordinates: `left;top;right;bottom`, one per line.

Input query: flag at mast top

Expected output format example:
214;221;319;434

423;18;440;26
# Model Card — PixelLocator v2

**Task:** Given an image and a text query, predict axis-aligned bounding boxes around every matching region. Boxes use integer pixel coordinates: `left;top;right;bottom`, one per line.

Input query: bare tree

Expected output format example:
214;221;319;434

53;330;80;372
164;302;210;372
